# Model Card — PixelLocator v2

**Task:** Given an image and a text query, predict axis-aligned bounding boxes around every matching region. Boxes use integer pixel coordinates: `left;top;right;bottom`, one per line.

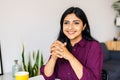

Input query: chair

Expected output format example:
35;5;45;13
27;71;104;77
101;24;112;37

102;69;108;80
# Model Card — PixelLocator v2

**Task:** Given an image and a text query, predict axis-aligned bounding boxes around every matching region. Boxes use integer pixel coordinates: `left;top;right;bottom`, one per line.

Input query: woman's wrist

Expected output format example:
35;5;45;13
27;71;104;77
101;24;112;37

51;55;58;61
66;53;74;61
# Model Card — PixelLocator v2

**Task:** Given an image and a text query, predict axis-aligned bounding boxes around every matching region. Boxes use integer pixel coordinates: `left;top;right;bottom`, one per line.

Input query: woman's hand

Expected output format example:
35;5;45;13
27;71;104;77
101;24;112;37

50;40;83;79
50;40;72;60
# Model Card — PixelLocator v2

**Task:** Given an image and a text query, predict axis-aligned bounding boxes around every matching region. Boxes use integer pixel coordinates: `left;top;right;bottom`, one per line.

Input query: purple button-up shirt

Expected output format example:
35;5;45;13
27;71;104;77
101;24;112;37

40;39;103;80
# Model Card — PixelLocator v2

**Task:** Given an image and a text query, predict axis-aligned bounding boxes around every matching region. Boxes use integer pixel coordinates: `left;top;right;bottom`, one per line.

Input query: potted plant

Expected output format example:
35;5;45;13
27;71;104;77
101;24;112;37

112;0;120;26
22;44;44;77
112;0;120;14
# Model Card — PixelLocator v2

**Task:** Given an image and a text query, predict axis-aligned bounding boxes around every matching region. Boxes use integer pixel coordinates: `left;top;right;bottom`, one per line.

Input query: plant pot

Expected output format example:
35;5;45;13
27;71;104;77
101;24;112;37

115;16;120;27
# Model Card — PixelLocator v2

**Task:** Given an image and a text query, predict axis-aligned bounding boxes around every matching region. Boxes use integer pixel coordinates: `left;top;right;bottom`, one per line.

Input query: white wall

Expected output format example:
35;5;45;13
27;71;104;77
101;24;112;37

0;0;116;73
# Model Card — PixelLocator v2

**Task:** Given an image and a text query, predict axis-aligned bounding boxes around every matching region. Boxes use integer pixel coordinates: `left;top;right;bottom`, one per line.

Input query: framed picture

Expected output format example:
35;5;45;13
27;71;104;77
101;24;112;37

0;44;3;75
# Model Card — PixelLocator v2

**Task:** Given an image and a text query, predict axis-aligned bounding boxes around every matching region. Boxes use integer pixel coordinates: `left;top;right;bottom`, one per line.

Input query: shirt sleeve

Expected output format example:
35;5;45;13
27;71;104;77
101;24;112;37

40;65;56;80
80;42;103;80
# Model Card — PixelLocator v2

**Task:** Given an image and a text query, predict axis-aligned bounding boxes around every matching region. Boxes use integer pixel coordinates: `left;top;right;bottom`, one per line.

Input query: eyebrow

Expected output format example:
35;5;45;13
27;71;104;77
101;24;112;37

64;20;80;22
73;20;80;22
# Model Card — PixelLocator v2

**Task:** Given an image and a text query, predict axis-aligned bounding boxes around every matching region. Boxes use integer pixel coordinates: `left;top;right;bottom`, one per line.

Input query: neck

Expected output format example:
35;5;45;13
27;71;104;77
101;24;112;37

70;37;82;46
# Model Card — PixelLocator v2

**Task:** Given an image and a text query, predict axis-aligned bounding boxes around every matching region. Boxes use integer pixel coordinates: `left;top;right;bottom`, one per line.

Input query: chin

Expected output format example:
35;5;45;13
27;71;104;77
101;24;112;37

67;36;75;40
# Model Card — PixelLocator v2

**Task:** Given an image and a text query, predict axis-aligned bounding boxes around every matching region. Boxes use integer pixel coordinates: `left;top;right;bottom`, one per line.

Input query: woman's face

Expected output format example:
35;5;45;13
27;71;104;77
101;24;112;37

63;13;86;43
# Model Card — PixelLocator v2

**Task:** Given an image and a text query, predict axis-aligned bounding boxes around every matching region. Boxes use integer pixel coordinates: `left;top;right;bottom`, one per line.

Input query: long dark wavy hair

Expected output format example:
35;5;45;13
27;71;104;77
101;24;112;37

57;7;95;52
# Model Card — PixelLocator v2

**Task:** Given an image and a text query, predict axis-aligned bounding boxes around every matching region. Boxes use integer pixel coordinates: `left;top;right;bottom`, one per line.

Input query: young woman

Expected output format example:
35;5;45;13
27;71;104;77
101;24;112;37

40;7;103;80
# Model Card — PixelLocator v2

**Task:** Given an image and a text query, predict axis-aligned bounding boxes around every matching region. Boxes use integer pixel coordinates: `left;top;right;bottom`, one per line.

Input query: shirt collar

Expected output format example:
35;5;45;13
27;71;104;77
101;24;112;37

76;38;86;47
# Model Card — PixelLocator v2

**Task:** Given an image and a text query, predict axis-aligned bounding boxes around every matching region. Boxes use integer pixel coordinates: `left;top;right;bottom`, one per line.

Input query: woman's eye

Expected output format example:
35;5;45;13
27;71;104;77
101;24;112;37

64;21;69;24
74;22;79;24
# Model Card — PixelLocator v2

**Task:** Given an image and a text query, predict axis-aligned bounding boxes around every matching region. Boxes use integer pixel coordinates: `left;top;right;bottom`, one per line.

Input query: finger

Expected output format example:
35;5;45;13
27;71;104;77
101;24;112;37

51;52;63;58
50;43;58;53
56;55;63;58
51;46;63;53
55;40;64;46
51;41;66;51
50;41;65;55
50;41;60;48
51;49;63;55
50;42;61;49
63;42;67;46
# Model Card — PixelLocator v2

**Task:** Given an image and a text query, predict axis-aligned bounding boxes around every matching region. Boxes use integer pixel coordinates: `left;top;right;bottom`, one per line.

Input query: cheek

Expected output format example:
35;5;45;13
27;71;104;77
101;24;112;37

78;25;85;31
75;26;82;31
75;28;84;34
63;26;67;31
63;28;66;34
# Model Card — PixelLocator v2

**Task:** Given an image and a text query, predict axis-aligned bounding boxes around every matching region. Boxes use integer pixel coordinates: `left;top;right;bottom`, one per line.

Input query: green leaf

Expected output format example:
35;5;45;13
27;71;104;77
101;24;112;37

112;0;120;12
28;53;33;77
22;44;27;71
32;64;38;76
33;51;35;60
35;50;40;67
41;53;44;67
32;50;40;75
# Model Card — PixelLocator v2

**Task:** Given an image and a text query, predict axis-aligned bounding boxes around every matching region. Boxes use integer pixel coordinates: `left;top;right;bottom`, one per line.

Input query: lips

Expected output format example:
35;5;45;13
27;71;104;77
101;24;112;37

67;31;76;35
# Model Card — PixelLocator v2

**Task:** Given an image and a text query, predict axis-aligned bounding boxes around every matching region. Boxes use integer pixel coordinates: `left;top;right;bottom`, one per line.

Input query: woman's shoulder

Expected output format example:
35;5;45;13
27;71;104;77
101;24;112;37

86;40;103;55
86;39;101;48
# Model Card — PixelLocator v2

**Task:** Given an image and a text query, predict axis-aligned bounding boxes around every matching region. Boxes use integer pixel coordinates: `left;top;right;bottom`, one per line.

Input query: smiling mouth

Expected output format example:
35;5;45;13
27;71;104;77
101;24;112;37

67;31;76;35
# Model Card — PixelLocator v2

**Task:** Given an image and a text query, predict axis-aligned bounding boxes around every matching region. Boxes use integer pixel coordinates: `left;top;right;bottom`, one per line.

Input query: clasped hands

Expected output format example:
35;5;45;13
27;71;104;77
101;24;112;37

50;40;72;60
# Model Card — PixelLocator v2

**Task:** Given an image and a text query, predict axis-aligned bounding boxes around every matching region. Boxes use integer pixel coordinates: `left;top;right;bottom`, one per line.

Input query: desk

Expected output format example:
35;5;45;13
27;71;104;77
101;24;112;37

0;73;44;80
29;75;44;80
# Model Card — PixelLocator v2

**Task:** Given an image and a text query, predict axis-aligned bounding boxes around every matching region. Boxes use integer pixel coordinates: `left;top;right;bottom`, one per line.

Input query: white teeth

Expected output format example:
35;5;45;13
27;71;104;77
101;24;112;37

68;31;75;34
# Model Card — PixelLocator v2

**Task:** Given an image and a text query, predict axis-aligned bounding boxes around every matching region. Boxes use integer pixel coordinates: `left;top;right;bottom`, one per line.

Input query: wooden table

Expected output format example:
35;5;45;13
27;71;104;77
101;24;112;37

105;40;120;50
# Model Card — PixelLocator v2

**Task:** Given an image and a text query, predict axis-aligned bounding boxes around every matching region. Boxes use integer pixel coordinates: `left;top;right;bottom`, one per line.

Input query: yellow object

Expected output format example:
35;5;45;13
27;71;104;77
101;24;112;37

15;71;29;80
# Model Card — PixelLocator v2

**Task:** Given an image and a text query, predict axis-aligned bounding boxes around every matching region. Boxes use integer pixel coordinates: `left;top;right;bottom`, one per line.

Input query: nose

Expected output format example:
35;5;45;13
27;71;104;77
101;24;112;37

68;23;73;30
